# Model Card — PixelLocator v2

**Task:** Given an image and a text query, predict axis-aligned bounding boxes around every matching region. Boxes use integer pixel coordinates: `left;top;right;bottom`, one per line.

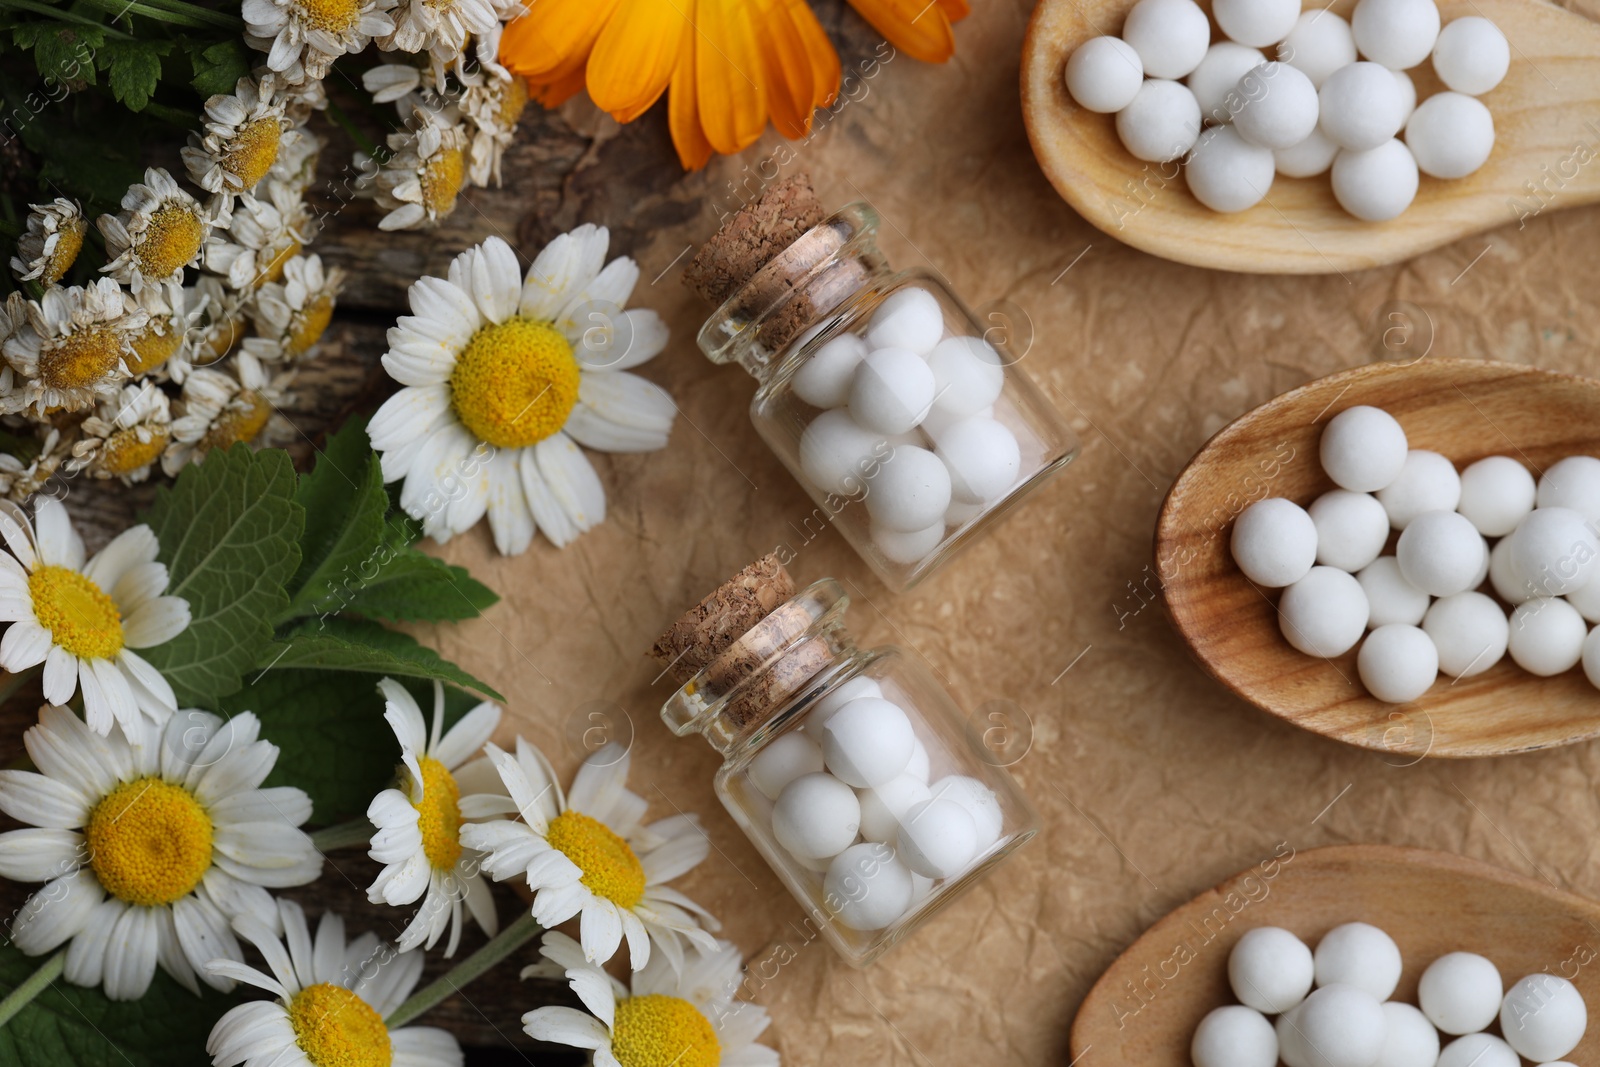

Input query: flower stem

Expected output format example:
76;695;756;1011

323;99;380;159
309;818;373;852
0;951;64;1029
384;912;543;1029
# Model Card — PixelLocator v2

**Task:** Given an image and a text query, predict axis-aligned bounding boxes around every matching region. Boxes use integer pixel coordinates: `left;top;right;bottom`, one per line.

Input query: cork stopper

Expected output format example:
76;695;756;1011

650;554;797;687
683;175;827;308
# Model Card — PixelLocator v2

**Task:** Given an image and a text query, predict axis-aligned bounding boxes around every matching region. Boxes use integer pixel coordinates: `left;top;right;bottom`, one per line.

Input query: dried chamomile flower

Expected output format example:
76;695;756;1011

462;73;528;187
0;427;68;502
242;0;395;83
66;381;173;483
181;74;292;203
357;96;467;230
378;0;496;68
2;280;146;415
182;275;252;377
11;199;87;287
126;281;204;379
163;353;290;473
283;72;328;123
205;179;311;290
264;125;323;193
241;253;343;365
363;60;424;103
98;169;216;294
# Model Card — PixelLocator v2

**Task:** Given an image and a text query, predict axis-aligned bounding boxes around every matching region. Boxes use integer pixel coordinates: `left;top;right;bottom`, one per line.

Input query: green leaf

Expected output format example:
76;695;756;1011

31;26;99;87
337;549;499;623
139;445;303;706
189;38;248;98
257;618;502;701
282;418;389;621
100;39;168;111
0;943;239;1067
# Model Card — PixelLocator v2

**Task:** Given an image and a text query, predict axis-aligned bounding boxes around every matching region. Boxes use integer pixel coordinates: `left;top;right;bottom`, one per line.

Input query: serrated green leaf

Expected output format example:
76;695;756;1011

337;549;499;623
101;40;168;111
258;618;502;701
32;27;97;88
189;39;248;98
139;445;303;705
0;943;239;1067
282;418;390;622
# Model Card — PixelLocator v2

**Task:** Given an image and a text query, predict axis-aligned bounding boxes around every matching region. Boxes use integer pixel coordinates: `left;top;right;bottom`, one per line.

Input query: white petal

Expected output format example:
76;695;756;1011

121;596;190;648
565;744;629;822
483;448;534;556
434;700;501;770
0;827;82;881
104;904;160;1000
84;525;158;593
207;786;312;828
522;1006;611;1050
468;237;521;325
579;899;623;964
63;899;124;990
519;448;576;547
555;257;640;340
41;645;79;706
33;498;86;571
564;371;676;453
577;307;669;373
116;650;177;721
535;436;605;540
368;385;451;451
10;869;102;955
391;1026;465;1067
0;769;91;828
519;225;609;321
111;562;169;612
1;618;54;672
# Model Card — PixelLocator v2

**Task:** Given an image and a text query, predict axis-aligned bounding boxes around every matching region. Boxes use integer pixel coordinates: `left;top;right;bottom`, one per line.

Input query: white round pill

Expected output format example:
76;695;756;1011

1214;0;1299;48
1193;1005;1279;1067
1322;406;1409;492
1281;566;1371;657
1432;17;1509;95
1065;35;1145;113
792;333;867;409
1510;506;1600;596
929;775;1003;852
1276;127;1340;177
1418;952;1503;1035
905;738;930;782
748;731;826;800
1537;456;1600;522
1277;1006;1312;1067
1319;62;1408;150
1352;0;1441;70
1458;456;1536;537
1397;510;1483;596
820;697;915;787
865;444;952;532
1297;984;1389;1067
1423;592;1509;677
823;842;914;930
1393;70;1417;124
1117;79;1203;162
1188;42;1267;123
1359;556;1431;627
1437;1033;1518;1067
1332;139;1420;221
857;774;932;843
1359;624;1438;702
1187;125;1276;211
1315;922;1403;1000
1234;62;1321;149
800;409;885;496
1501;974;1587;1062
1468;533;1490;588
865;287;943;355
773;773;860;859
1509;597;1588;675
897;797;978;878
1230;926;1315;1014
872;520;945;566
1310;490;1390;572
849;347;936;435
1566;571;1600;623
1122;0;1210;78
1490;536;1536;605
936;417;1021;504
811;674;882;731
1233;497;1319;587
1584;628;1600;690
1376;1002;1441;1067
927;336;1005;418
1406;92;1495;178
1279;11;1358;87
1378;450;1462;529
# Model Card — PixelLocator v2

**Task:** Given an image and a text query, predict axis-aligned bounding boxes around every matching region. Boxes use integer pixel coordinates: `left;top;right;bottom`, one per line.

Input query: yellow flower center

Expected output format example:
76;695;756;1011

288;293;335;358
127;321;182;375
41;327;126;390
201;391;273;451
43;219;86;286
499;77;529;129
421;146;465;217
86;777;213;907
544;810;645;910
448;317;580;449
288;983;392;1067
99;427;169;476
28;564;124;660
611;995;721;1067
291;0;360;34
412;756;463;870
136;204;205;280
224;117;283;189
258;237;301;288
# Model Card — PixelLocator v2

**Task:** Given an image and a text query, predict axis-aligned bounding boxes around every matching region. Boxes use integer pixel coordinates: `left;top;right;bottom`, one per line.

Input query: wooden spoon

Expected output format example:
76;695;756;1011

1021;0;1600;274
1071;844;1600;1063
1155;358;1600;759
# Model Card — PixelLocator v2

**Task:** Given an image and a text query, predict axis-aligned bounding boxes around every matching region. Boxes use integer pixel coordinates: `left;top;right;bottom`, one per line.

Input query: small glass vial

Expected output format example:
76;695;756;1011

651;555;1039;967
683;174;1079;592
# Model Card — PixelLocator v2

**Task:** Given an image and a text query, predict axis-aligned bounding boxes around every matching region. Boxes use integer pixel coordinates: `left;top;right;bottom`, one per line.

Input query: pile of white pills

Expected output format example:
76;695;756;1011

1063;0;1508;220
751;673;1006;932
1194;921;1589;1067
1230;403;1600;703
794;286;1022;568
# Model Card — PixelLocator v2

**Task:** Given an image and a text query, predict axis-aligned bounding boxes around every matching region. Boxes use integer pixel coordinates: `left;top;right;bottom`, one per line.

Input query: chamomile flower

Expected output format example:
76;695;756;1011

127;281;204;378
65;381;173;484
205;179;312;291
0;706;321;1000
357;102;468;231
186;275;251;372
11;198;87;286
3;279;145;415
242;0;395;82
0;427;67;503
461;73;528;188
205;899;462;1067
240;253;342;364
366;230;675;554
525;932;779;1067
98;168;215;294
377;0;497;68
181;74;292;203
163;353;290;473
265;125;323;193
0;497;190;734
459;740;717;973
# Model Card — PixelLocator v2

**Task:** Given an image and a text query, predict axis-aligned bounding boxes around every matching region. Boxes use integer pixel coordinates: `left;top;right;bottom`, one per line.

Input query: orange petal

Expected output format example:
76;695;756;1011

757;0;841;137
669;6;714;170
587;0;686;124
499;0;623;81
695;0;768;154
846;0;955;63
936;0;969;22
527;66;589;108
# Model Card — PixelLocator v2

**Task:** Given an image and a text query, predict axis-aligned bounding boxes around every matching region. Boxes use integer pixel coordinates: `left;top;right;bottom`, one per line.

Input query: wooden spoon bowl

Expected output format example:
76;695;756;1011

1071;844;1600;1063
1155;358;1600;758
1021;0;1600;274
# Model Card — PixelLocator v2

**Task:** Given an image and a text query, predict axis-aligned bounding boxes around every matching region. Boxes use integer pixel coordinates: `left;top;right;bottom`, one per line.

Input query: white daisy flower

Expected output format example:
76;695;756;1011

2;279;145;415
357;100;468;232
240;253;343;365
0;497;190;734
11;198;87;286
0;705;321;1000
376;0;496;68
459;741;717;973
185;275;251;374
365;678;505;956
205;899;462;1067
205;179;312;291
367;230;675;555
163;352;290;474
98;168;215;294
65;381;173;484
0;427;68;503
242;0;395;82
181;74;292;203
524;931;779;1067
461;73;528;188
127;281;204;379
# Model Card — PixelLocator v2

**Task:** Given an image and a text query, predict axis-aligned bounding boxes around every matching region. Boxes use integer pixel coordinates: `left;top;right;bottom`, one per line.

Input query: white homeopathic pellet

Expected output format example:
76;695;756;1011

1065;35;1145;113
1321;405;1409;492
897;796;978;878
749;731;826;800
1436;1033;1519;1067
849;347;936;435
1117;79;1203;162
1489;537;1535;604
1229;926;1315;1014
1424;592;1509;677
1309;490;1390;572
1500;973;1587;1062
1358;623;1438;702
1332;139;1420;220
857;774;932;842
1397;510;1483;596
865;287;944;354
799;409;885;496
1432;17;1510;95
792;333;867;409
1275;127;1340;177
1508;597;1588;676
1584;628;1600;690
824;842;914;930
1188;42;1267;123
1232;497;1319;587
930;774;1004;851
1537;455;1600;522
1379;450;1462;529
1277;1007;1312;1067
865;445;952;533
1419;952;1504;1035
1297;984;1389;1067
1186;126;1277;212
1393;69;1418;124
1280;566;1370;656
811;674;882;731
1315;921;1403;999
1121;0;1211;78
1376;1002;1442;1067
1192;1005;1280;1067
1510;506;1600;596
1568;573;1600;622
773;772;860;859
873;520;946;565
937;417;1021;504
819;697;916;787
1406;92;1495;178
1457;455;1536;537
1319;61;1409;151
1279;11;1358;87
927;336;1004;418
1234;62;1321;149
1352;0;1441;70
1360;556;1432;626
1214;0;1300;48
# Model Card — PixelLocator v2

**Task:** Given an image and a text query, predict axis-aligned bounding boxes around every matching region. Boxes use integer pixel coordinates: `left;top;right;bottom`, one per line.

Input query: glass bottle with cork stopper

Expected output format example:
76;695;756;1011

651;554;1039;967
682;173;1079;593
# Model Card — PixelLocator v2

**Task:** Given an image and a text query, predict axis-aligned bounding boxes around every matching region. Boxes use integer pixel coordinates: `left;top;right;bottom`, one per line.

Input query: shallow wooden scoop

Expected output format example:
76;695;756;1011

1021;0;1600;274
1071;844;1600;1063
1155;358;1600;759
